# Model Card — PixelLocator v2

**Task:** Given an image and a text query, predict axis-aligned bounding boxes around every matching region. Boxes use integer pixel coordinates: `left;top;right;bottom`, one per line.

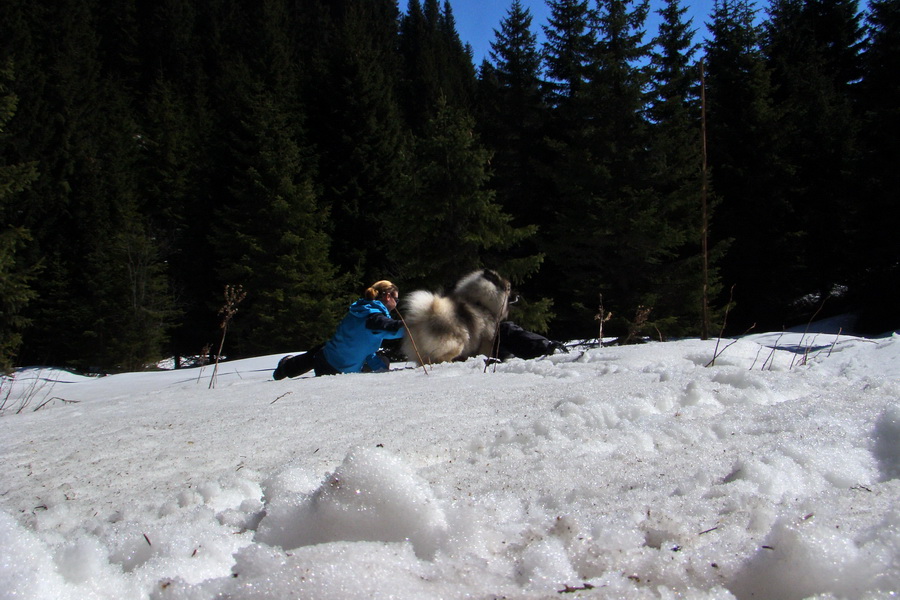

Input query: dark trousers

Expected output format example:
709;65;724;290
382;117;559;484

312;348;339;376
278;343;336;378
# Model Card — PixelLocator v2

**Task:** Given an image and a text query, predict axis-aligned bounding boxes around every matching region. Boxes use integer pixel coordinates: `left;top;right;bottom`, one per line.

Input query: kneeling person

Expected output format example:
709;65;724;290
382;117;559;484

273;280;405;379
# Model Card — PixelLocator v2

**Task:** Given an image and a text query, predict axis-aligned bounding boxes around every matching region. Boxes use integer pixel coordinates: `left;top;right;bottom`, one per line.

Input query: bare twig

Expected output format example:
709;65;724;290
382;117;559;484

395;307;429;375
705;322;755;368
486;291;512;373
595;293;612;347
33;396;78;411
270;391;292;405
791;293;831;370
708;285;735;367
210;285;246;389
761;330;785;371
826;327;842;358
196;343;211;384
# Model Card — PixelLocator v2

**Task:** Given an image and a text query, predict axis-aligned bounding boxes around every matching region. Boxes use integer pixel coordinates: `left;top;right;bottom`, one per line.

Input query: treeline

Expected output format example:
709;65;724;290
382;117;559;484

0;0;897;372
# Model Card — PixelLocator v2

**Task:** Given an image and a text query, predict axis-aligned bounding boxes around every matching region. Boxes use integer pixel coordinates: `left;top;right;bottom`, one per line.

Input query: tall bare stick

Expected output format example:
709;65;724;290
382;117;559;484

700;58;711;341
395;308;429;375
209;285;246;389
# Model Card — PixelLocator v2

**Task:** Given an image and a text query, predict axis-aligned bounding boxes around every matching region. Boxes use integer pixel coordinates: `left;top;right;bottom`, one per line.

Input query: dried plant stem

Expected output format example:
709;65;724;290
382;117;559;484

395;308;428;375
209;285;246;389
595;293;612;347
707;285;735;367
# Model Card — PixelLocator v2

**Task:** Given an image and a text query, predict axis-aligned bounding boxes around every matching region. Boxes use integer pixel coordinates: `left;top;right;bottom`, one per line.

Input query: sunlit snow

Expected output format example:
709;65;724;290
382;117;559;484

1;321;898;599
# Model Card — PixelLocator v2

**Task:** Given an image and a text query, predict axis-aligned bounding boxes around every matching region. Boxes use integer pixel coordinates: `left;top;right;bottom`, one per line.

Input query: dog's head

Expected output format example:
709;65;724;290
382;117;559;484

454;269;511;317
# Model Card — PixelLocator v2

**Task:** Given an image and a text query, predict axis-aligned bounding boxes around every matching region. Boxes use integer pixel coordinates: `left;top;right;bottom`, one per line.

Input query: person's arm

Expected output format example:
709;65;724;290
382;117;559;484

365;313;403;333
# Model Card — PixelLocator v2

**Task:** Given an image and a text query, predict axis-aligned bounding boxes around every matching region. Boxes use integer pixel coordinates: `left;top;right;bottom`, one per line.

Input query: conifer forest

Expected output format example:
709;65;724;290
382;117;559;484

1;0;897;372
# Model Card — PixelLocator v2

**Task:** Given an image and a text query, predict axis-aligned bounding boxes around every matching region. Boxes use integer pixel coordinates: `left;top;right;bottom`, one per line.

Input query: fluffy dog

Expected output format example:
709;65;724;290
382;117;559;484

401;269;511;365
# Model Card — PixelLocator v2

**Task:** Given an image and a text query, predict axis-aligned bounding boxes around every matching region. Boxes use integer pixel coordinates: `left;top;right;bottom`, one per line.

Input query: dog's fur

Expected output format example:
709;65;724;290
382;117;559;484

401;269;511;365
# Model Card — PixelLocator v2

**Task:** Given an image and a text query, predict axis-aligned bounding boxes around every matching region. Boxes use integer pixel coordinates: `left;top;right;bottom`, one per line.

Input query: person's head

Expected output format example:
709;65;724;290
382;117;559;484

365;280;399;310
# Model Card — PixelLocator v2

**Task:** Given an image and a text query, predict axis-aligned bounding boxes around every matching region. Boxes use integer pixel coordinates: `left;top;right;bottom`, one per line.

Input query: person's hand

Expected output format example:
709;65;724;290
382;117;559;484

551;341;569;354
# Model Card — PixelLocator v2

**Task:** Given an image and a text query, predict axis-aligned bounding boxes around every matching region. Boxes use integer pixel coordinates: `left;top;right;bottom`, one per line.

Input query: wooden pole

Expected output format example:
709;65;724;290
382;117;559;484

700;58;711;341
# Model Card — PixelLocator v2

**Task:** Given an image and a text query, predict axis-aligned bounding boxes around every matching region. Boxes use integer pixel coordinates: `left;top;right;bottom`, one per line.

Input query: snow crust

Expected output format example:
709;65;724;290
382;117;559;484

1;328;898;599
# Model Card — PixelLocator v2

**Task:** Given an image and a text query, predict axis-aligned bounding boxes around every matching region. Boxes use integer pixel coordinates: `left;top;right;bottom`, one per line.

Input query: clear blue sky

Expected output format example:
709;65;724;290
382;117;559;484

429;0;722;64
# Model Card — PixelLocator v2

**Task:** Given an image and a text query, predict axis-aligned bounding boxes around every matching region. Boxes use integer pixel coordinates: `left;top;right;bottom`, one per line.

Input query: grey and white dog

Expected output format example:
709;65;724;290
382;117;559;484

401;269;512;365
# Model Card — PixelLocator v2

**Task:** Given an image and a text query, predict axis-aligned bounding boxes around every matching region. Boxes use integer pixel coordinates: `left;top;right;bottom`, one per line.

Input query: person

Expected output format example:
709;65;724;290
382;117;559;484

497;321;568;360
273;280;405;379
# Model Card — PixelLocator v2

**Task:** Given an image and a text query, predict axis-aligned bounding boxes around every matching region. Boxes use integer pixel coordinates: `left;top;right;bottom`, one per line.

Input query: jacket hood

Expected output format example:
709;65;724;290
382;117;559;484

348;298;388;318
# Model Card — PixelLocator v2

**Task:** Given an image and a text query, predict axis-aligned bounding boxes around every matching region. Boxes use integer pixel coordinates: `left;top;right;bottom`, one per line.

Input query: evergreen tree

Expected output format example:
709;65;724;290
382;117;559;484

399;0;477;132
206;3;349;357
542;0;596;109
545;0;667;339
302;0;409;285
855;0;900;331
482;1;547;220
387;98;540;294
764;0;864;316
646;0;722;336
209;76;348;356
3;0;173;370
139;74;217;360
0;62;40;371
537;0;599;336
705;0;788;332
477;1;553;329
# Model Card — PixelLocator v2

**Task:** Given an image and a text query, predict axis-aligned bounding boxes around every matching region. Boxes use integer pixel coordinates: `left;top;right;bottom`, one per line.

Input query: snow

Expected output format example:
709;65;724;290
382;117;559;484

1;324;899;599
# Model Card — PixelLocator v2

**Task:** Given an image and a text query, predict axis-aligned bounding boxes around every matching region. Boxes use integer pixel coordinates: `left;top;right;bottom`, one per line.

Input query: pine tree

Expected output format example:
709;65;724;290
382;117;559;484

387;98;540;293
476;1;553;329
302;0;409;285
206;3;350;357
645;0;721;336
855;0;900;331
399;0;477;132
705;0;789;332
0;61;40;371
3;0;173;370
764;0;864;318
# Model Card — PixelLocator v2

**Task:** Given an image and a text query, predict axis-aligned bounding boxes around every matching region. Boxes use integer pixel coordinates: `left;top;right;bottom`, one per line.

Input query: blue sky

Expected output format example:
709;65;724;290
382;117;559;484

431;0;721;64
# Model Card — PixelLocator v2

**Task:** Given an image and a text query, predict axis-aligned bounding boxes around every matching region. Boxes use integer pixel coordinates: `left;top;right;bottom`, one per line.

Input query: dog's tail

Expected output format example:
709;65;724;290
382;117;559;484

401;291;466;364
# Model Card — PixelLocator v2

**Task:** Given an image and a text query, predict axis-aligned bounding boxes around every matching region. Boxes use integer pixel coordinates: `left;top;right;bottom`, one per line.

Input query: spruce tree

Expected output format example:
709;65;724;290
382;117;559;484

301;0;408;285
139;74;218;360
538;0;599;336
400;0;477;132
482;1;547;221
208;79;348;356
387;98;540;294
705;0;789;332
855;0;900;331
646;0;722;336
477;1;554;329
3;0;173;370
545;0;666;339
0;62;40;371
206;2;349;357
764;0;864;317
542;0;596;109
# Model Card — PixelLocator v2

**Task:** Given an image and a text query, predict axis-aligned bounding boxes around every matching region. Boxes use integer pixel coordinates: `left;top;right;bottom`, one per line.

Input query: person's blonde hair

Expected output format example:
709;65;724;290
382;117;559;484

365;280;398;301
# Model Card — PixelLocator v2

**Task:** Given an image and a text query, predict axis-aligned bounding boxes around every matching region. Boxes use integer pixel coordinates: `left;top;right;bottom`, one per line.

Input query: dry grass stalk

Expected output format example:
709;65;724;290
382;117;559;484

209;285;246;389
595;293;612;347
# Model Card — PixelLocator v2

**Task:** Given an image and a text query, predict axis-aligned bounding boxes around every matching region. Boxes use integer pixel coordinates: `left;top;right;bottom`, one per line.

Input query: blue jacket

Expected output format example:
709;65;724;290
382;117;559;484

322;299;405;374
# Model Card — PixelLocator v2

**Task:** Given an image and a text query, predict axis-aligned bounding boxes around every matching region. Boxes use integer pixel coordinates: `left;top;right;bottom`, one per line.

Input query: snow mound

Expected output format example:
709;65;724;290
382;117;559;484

255;446;448;559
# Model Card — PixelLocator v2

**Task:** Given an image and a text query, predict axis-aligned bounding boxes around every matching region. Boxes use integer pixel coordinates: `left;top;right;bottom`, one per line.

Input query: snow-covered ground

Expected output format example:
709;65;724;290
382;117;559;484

1;323;898;599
